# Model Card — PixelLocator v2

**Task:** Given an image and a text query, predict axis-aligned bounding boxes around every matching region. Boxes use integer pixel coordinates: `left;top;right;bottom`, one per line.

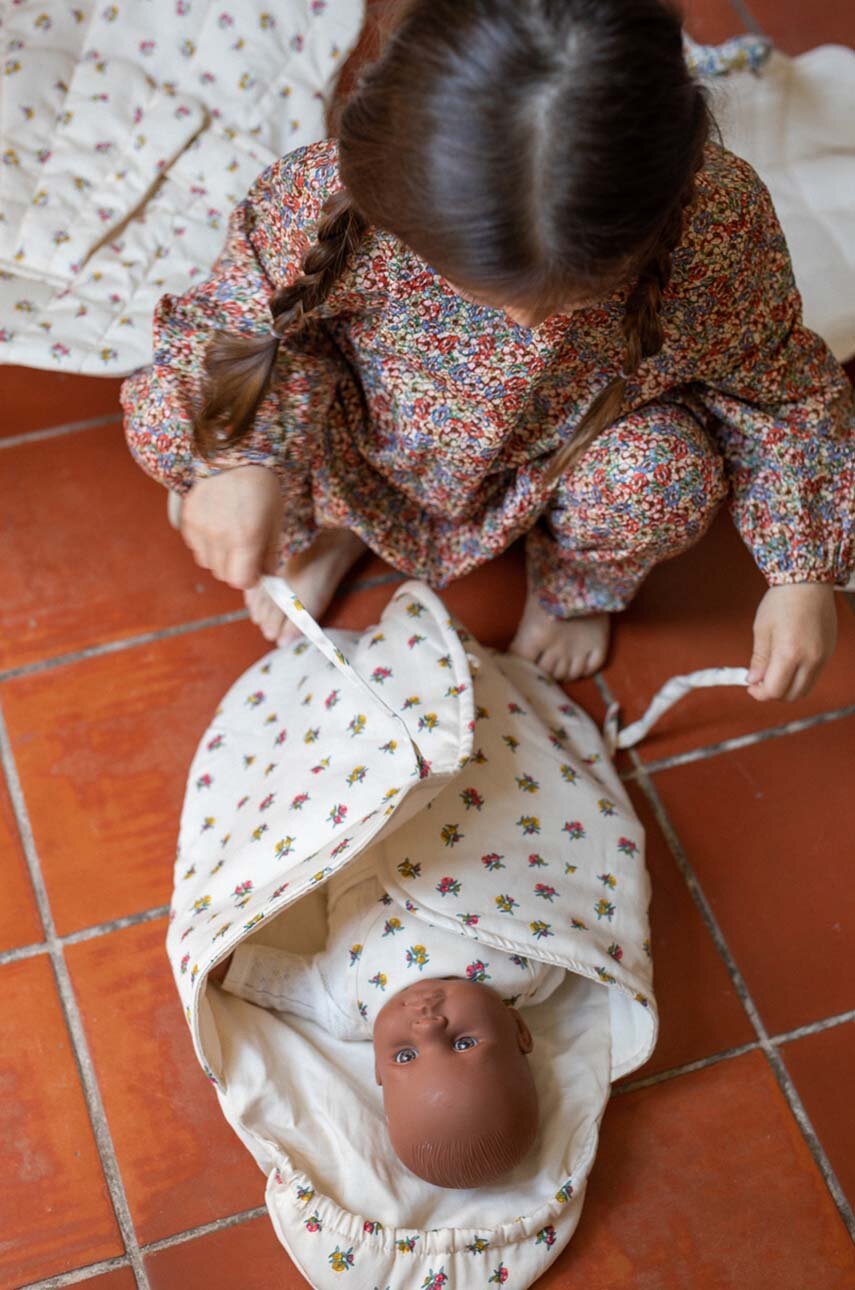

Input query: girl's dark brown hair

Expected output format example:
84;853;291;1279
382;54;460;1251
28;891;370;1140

194;0;711;471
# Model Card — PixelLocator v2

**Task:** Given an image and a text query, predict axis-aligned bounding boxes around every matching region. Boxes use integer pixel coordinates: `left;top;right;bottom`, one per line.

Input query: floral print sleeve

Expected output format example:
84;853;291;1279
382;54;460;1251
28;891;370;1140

120;142;343;495
694;172;854;586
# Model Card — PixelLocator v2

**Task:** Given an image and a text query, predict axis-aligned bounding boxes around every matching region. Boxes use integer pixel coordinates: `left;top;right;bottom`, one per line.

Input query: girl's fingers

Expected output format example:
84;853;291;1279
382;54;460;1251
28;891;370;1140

746;634;772;688
223;545;263;590
755;649;799;701
185;532;213;571
784;661;820;702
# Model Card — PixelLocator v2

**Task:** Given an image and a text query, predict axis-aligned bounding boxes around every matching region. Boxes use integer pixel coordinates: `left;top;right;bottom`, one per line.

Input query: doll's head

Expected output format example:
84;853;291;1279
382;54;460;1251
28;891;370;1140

373;977;539;1189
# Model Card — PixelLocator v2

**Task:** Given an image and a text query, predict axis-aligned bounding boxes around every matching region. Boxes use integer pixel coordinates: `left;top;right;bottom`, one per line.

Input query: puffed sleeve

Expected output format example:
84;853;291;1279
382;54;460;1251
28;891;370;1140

120;139;346;495
693;164;854;586
220;942;354;1039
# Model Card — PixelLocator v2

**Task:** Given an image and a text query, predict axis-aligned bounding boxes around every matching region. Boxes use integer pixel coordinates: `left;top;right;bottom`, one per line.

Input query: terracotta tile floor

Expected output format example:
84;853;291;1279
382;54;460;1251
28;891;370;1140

2;4;854;1284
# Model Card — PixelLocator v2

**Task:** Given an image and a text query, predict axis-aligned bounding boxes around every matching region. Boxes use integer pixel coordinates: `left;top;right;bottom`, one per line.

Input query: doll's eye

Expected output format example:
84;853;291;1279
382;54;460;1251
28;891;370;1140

453;1036;477;1051
393;1047;418;1064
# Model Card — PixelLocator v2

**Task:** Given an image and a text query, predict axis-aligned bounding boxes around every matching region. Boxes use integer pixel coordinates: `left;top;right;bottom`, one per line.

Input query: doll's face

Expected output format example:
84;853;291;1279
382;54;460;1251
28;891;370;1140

374;977;532;1077
373;977;537;1182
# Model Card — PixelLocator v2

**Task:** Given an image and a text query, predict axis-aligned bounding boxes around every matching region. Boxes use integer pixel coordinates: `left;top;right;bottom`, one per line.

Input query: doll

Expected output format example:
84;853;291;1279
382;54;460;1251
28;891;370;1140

211;858;566;1188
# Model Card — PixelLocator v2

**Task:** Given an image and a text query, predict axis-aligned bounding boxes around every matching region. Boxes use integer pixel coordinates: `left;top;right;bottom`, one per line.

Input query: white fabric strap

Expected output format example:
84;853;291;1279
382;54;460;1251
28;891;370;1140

604;667;750;753
260;574;392;715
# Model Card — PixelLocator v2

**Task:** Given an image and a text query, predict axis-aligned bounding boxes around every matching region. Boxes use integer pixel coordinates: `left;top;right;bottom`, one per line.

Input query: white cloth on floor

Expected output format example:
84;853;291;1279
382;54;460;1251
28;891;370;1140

168;577;656;1288
712;44;855;361
0;0;363;371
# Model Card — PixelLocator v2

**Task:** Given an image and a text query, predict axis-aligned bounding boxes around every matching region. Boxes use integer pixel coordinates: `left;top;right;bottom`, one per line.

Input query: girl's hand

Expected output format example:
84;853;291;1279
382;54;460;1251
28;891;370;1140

747;583;837;702
181;465;282;590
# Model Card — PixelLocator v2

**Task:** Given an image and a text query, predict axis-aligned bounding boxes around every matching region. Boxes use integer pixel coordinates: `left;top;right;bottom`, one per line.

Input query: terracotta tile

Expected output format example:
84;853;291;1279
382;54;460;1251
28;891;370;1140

77;1271;138;1290
616;784;754;1085
681;0;745;44
0;772;41;952
602;509;855;764
146;1217;308;1290
3;622;266;935
0;423;242;672
540;1051;855;1289
742;0;855;54
66;918;264;1246
780;1020;855;1211
332;542;529;651
0;956;122;1288
651;717;855;1036
0;367;124;438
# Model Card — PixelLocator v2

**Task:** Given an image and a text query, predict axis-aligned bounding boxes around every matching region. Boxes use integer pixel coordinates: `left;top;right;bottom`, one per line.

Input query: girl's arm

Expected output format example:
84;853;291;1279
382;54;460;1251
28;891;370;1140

695;171;854;700
121;142;343;583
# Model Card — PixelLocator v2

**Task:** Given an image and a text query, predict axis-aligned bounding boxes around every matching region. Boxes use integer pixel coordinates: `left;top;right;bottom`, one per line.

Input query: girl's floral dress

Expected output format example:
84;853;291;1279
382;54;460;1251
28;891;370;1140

121;138;854;616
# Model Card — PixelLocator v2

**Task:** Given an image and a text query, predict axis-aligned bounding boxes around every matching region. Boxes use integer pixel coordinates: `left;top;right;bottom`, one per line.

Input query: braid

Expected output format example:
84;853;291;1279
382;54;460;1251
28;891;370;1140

544;141;706;487
621;180;696;377
193;189;367;458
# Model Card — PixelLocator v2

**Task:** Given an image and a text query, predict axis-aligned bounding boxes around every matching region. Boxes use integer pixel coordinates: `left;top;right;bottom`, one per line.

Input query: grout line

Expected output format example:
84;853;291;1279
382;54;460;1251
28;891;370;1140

15;1205;270;1288
613;1040;761;1095
141;1205;268;1257
0;571;406;685
0;609;249;683
0;704;152;1290
595;670;855;1240
62;905;170;947
772;1008;855;1047
612;1008;855;1098
0;413;120;451
0;938;47;966
620;704;855;778
0;905;170;968
761;1047;855;1238
16;1256;132;1290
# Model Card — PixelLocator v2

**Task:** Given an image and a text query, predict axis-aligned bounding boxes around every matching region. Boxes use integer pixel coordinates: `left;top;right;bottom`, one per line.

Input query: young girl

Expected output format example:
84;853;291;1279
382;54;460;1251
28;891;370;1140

122;0;853;700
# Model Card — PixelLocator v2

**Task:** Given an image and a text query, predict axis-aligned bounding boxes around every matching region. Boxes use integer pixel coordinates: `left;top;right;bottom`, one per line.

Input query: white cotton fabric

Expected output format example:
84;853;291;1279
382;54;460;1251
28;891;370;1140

168;577;656;1288
711;44;855;362
0;0;363;372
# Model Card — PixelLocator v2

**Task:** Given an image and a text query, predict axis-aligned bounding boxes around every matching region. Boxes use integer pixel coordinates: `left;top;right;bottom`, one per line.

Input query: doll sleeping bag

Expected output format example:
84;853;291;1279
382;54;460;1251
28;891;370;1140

168;577;657;1288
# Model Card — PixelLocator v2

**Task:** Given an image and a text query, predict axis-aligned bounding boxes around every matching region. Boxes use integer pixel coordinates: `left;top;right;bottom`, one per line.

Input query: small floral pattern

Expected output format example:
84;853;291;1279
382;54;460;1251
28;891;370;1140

0;0;362;372
123;137;854;615
172;576;654;1288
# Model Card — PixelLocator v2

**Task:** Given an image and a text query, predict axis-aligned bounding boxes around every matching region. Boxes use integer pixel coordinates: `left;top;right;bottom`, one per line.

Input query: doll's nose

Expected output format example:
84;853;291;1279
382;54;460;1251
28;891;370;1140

404;987;444;1009
412;1013;448;1031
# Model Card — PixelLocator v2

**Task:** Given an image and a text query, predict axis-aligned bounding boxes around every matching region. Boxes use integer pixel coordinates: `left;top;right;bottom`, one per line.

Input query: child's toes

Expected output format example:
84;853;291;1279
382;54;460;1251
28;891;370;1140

244;587;285;642
539;645;569;681
586;643;608;675
259;606;286;642
508;621;546;663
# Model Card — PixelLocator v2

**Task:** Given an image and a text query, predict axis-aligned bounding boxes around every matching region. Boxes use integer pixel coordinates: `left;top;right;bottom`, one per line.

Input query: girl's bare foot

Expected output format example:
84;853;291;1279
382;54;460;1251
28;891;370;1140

509;591;610;682
245;528;367;646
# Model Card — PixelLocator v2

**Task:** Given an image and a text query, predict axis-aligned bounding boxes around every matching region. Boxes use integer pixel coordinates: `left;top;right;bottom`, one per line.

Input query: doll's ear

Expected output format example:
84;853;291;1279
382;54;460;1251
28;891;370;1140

509;1008;534;1055
375;1059;383;1087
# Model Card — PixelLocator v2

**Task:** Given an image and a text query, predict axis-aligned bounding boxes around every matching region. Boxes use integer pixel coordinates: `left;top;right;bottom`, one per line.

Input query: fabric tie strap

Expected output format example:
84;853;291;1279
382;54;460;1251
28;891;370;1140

603;666;750;752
